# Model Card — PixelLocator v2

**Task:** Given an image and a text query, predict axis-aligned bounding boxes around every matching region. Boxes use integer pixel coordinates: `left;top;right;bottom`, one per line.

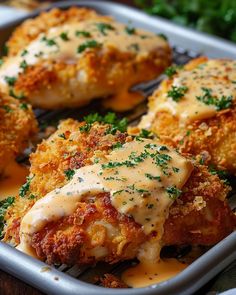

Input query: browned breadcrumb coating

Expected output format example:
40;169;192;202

4;120;235;266
139;57;236;173
4;119;129;245
7;7;98;56
0;91;37;173
2;7;171;110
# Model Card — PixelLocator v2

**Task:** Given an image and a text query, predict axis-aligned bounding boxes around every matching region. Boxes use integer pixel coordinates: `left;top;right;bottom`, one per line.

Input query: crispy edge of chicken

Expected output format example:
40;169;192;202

0;91;37;173
4;119;235;266
3;7;171;110
138;57;236;174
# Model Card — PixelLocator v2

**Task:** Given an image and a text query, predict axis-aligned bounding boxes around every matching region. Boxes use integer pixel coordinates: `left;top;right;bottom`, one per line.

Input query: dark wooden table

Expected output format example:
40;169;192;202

0;2;136;295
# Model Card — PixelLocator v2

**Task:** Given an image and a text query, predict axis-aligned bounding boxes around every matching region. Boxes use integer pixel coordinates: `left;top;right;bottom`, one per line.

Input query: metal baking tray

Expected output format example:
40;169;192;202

0;1;236;294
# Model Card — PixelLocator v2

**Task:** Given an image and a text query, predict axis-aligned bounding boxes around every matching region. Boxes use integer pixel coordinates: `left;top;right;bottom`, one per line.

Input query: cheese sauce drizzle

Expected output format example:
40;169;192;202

140;59;236;128
0;18;167;92
17;139;193;262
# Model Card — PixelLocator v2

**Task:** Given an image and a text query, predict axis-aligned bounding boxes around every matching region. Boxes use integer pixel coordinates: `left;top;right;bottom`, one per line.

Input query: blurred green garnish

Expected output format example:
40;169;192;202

135;0;236;43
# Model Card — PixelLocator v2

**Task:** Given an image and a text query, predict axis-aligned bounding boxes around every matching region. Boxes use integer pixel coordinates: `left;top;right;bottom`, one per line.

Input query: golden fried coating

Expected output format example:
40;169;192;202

4;120;235;267
139;57;236;173
0;7;171;110
4;119;129;245
0;91;37;173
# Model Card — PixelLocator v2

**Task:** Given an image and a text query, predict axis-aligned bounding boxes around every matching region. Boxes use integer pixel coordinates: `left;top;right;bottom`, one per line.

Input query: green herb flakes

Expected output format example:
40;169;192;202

166;186;182;200
77;40;102;53
167;85;188;102
64;169;75;180
96;23;114;35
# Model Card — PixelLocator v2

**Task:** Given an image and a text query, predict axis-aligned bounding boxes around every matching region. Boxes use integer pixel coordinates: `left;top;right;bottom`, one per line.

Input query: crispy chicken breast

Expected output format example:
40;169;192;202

0;7;171;110
4;118;235;266
138;57;236;173
0;91;37;173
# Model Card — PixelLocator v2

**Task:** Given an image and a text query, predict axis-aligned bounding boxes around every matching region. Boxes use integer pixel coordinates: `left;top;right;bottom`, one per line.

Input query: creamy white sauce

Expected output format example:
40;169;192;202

17;139;193;262
0;19;166;91
140;59;236;128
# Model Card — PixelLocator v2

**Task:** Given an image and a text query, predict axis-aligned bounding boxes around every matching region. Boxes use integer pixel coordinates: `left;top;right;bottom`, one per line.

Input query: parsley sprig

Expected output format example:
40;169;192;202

165;65;183;77
196;87;233;111
167;85;188;102
79;112;128;134
166;186;182;200
77;40;102;53
96;23;115;35
19;176;33;198
0;196;15;238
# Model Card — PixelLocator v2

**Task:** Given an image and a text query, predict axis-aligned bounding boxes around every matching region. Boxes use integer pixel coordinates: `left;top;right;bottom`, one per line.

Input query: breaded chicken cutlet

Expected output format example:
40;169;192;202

3;117;235;267
0;7;171;110
139;57;236;174
0;91;37;173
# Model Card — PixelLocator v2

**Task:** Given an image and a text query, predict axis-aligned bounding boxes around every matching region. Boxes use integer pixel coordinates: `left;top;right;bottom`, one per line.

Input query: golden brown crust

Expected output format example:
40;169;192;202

142;57;236;173
7;7;98;56
4;120;235;265
0;91;37;173
4;120;129;244
163;164;235;245
3;7;171;110
31;193;146;265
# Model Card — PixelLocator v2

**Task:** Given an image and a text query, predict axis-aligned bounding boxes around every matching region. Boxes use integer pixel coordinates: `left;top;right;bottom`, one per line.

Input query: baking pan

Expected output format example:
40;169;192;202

0;1;236;294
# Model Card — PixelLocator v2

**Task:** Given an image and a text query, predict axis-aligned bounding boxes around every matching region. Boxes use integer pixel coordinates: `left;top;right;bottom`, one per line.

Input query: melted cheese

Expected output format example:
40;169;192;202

122;258;187;288
17;139;193;261
0;19;166;92
0;161;28;201
140;59;236;127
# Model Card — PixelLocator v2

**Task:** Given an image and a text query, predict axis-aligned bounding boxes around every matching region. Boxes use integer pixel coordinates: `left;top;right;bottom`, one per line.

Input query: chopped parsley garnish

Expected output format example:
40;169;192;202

21;49;28;57
157;33;168;40
0;196;15;238
166;186;182;200
208;165;229;184
1;105;12;113
20;103;28;110
172;167;180;173
165;65;183;78
125;26;136;35
58;133;66;139
102;160;135;169
41;36;58;47
113;190;124;196
196;87;233;111
155;154;172;169
186;130;191;136
20;60;28;71
28;194;36;200
19;176;33;198
167;85;188;102
80;112;127;134
137;129;153;139
9;88;25;100
77;40;102;53
3;44;8;56
75;30;91;38
96;23;114;35
60;32;69;41
112;142;123;150
4;76;17;86
145;173;161;182
64;169;75;180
